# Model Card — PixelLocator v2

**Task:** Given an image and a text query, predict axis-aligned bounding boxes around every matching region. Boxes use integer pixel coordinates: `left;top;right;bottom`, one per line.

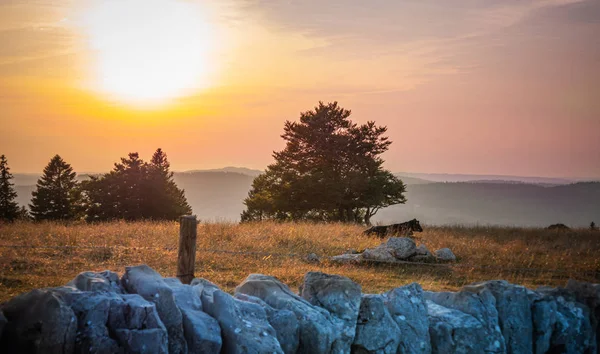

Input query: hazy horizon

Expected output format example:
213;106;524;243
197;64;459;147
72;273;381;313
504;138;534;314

9;166;600;182
1;0;599;178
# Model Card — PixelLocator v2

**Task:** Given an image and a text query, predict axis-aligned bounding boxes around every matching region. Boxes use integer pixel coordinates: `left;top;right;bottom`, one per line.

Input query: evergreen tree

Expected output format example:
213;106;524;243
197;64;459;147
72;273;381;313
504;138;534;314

242;101;406;223
147;148;192;219
30;155;80;221
82;149;191;221
0;155;20;222
17;206;30;220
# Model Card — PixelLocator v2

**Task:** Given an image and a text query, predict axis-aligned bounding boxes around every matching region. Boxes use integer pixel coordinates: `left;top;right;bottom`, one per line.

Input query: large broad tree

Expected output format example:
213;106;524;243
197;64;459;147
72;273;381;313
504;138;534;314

30;155;80;221
241;101;406;224
81;149;191;221
0;155;20;222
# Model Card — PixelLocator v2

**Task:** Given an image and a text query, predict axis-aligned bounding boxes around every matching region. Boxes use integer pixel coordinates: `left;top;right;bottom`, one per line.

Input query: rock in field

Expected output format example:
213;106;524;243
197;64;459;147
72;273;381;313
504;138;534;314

434;248;456;262
331;253;363;263
362;244;396;262
386;237;417;259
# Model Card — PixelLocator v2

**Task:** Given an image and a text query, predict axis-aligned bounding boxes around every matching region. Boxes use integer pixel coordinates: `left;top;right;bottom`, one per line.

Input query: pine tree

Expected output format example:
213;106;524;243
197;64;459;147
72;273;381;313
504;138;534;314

147;148;192;219
0;155;20;222
82;149;191;221
30;155;80;221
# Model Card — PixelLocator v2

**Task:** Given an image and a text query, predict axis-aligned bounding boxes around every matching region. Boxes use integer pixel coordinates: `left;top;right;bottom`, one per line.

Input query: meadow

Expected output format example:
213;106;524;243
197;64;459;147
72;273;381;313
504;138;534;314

1;221;599;302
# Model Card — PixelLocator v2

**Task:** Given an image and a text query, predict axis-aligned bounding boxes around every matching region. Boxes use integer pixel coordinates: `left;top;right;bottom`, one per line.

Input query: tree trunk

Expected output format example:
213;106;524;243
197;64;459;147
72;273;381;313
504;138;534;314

364;209;372;226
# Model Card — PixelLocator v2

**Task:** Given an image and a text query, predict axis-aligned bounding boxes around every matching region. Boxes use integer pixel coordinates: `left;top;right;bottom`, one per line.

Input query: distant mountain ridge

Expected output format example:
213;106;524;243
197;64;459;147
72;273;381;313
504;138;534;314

182;167;263;177
394;172;587;185
11;170;599;227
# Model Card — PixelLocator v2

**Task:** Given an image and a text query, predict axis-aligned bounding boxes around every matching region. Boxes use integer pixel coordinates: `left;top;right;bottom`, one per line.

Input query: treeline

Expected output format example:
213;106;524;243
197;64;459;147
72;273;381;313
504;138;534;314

0;149;191;222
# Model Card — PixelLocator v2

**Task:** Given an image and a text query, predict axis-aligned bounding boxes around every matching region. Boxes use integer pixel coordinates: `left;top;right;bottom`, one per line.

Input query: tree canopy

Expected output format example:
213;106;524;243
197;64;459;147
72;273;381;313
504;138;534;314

0;155;20;222
29;155;80;221
81;149;192;221
241;101;406;224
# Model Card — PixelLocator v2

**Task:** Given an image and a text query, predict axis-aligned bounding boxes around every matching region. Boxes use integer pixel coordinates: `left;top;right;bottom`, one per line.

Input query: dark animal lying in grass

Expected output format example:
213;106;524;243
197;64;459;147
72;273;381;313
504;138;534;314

363;219;424;238
547;223;570;230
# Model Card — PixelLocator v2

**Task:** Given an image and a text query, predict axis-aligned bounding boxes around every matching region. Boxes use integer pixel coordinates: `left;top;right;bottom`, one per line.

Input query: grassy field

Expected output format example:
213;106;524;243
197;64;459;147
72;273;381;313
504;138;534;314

1;221;599;302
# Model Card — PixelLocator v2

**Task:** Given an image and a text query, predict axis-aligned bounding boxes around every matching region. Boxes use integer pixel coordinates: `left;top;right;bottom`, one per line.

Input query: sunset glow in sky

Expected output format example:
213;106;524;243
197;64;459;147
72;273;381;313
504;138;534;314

1;0;599;178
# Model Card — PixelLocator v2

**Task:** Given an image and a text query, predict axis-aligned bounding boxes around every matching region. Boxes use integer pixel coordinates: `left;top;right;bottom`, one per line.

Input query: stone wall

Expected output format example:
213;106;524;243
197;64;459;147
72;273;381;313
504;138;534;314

0;265;598;354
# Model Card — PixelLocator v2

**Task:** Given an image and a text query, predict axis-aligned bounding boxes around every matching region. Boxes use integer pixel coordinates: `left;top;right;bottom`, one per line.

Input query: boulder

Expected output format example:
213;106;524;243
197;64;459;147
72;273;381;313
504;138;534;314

552;295;595;353
408;245;435;262
565;279;600;351
424;288;505;353
164;278;223;353
68;291;122;353
107;294;165;331
203;289;283;354
434;248;456;262
304;253;321;264
0;310;6;338
331;253;362;263
362;244;396;262
537;287;596;354
352;294;401;354
386;237;417;259
121;265;187;354
67;270;123;293
299;272;362;353
113;328;168;354
0;289;77;353
384;283;431;354
464;280;532;354
415;244;432;256
426;300;490;354
64;288;169;354
408;255;436;262
235;274;336;354
529;293;557;354
190;277;221;306
235;293;300;354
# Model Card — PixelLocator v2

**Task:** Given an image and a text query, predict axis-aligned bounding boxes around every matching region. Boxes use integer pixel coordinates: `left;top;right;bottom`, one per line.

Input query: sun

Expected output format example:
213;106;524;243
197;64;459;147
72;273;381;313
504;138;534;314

82;0;214;106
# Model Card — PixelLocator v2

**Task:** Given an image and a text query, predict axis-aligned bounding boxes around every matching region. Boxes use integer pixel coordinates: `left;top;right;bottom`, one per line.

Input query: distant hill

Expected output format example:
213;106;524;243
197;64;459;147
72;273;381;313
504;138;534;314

394;175;432;185
173;171;255;221
395;172;580;185
183;167;263;177
11;171;599;227
375;181;600;227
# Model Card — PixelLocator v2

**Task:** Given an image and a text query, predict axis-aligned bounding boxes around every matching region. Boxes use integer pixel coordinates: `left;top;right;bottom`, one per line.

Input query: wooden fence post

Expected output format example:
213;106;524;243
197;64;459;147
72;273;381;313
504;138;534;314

177;215;197;284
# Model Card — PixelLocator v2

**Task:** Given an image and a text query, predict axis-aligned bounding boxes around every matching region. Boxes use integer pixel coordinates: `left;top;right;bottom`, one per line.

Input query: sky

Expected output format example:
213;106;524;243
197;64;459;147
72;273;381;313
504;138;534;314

0;0;599;178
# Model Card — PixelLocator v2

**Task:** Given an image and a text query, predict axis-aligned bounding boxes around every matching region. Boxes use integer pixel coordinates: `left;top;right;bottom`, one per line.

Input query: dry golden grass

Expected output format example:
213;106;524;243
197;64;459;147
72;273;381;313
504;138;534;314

1;221;599;302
